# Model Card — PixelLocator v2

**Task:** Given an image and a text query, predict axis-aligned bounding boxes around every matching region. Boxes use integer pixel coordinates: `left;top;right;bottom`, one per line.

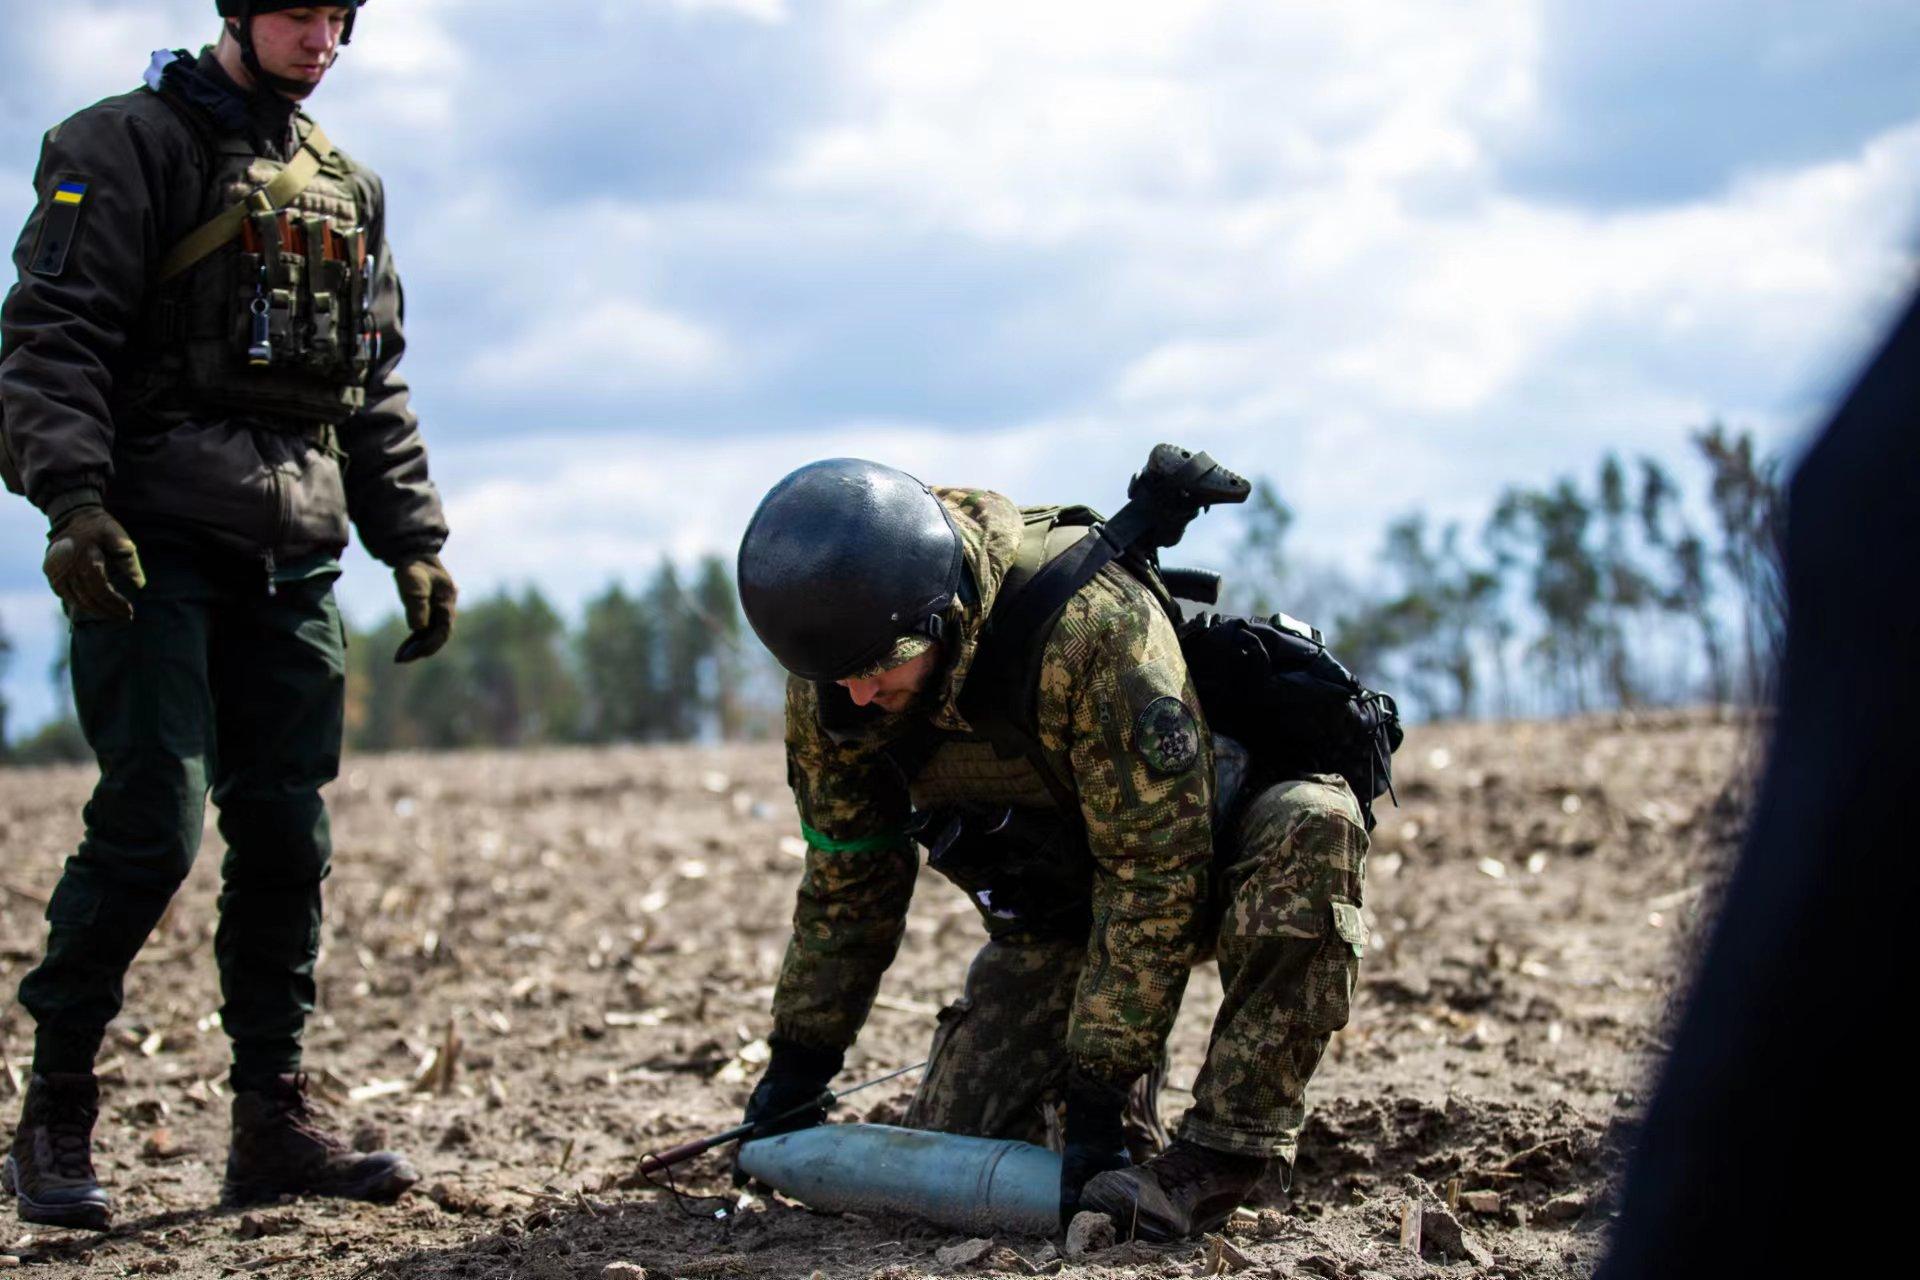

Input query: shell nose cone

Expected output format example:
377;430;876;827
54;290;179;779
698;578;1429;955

737;1123;1061;1236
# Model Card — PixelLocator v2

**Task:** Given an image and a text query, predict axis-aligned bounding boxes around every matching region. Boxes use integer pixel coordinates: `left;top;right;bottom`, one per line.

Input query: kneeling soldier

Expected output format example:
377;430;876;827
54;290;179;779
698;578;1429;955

732;458;1371;1240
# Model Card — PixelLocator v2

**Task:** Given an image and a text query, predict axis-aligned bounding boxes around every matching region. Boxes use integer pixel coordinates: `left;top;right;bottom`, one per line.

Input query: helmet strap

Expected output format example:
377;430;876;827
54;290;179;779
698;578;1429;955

225;5;347;100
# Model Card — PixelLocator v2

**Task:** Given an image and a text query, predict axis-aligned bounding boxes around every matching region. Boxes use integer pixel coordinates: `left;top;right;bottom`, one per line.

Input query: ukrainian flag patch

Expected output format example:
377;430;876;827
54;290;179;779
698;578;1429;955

29;175;89;277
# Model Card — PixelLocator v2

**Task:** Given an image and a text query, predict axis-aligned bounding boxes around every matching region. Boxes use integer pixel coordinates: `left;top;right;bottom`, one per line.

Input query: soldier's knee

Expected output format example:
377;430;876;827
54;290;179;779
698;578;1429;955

1239;775;1365;846
81;757;209;886
1227;777;1368;915
37;857;181;974
218;796;331;884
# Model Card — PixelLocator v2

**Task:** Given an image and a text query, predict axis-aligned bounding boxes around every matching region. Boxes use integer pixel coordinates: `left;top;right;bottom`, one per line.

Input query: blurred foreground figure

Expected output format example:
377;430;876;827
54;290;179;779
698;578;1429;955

0;1;451;1230
732;451;1398;1240
1600;292;1920;1274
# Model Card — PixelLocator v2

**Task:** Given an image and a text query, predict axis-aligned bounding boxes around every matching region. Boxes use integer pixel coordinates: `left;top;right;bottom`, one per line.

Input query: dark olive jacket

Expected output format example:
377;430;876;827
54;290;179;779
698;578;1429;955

0;50;446;565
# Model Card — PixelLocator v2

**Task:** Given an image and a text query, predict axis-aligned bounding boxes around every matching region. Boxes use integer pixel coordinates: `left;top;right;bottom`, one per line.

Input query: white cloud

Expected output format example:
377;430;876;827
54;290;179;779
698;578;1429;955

1111;116;1920;428
777;1;1540;240
667;0;790;22
319;0;470;136
26;1;208;109
766;0;1915;447
465;297;726;394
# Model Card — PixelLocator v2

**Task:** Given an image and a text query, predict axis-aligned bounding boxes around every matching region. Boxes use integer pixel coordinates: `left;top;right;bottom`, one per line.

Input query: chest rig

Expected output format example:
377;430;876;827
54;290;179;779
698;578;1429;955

825;505;1187;940
135;104;372;427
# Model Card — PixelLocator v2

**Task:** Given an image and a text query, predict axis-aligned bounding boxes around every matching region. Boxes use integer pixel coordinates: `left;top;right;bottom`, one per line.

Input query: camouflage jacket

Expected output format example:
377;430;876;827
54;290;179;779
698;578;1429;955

771;487;1215;1087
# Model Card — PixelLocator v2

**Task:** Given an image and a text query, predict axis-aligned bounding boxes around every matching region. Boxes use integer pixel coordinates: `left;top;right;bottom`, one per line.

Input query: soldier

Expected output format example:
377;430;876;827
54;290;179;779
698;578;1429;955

0;2;452;1230
732;459;1371;1240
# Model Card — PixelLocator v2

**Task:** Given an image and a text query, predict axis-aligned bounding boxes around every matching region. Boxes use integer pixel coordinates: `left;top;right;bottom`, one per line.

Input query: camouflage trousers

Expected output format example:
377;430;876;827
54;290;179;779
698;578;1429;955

903;775;1368;1164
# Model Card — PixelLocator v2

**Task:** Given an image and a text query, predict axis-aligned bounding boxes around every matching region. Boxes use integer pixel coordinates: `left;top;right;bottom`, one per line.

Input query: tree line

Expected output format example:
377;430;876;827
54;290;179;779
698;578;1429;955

1227;425;1785;721
1;555;775;764
0;426;1785;763
343;555;771;751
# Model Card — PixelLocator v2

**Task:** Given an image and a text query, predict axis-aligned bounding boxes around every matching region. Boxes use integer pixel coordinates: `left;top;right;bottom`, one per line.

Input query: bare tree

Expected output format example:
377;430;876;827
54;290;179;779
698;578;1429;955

1695;425;1786;704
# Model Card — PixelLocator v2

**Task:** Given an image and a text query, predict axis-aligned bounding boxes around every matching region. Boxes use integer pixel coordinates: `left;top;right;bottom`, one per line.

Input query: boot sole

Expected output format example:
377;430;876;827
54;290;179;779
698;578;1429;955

2;1155;113;1232
221;1158;421;1208
1079;1180;1182;1242
1079;1177;1241;1243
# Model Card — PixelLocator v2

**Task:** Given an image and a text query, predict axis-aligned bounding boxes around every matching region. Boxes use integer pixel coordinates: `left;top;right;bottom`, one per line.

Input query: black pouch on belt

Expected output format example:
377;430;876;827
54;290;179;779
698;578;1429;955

913;806;1095;938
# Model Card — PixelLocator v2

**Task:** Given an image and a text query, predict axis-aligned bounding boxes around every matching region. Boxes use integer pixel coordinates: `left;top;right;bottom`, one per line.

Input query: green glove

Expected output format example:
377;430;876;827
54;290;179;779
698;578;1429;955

44;505;145;622
392;555;457;663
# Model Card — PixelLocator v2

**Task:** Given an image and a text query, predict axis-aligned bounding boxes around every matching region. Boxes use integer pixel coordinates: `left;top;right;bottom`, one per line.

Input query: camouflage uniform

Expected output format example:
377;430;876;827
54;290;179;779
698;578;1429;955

770;489;1369;1163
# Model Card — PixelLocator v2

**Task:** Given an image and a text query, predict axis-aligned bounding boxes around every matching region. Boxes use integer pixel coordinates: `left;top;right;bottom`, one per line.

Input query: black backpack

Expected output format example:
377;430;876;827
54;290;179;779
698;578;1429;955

1175;611;1401;828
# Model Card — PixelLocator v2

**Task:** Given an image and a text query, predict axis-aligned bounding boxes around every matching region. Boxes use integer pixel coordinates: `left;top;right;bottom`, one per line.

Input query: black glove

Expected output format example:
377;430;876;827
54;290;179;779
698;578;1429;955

1060;1068;1131;1226
44;505;145;622
734;1037;843;1185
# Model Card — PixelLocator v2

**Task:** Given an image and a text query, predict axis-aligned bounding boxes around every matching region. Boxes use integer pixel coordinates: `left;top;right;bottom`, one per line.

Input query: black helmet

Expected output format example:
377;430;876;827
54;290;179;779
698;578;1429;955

218;0;366;27
738;459;965;682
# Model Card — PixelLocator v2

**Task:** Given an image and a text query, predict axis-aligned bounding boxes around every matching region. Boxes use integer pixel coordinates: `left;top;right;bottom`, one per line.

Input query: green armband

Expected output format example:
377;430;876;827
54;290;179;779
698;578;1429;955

800;823;911;855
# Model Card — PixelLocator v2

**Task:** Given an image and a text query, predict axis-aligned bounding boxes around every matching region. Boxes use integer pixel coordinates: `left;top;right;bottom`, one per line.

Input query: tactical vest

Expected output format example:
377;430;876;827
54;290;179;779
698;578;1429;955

952;505;1179;808
907;737;1058;812
845;507;1178;939
836;508;1148;801
132;102;372;426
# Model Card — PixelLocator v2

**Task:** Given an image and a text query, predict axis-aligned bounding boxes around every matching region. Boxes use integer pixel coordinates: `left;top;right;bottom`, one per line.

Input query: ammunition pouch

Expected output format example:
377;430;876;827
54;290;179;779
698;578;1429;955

910;805;1094;940
131;109;372;427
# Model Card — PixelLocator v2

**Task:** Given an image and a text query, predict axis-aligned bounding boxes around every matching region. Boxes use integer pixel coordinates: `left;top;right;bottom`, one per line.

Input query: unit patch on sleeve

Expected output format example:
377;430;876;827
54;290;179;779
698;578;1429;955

29;178;89;278
1134;695;1200;776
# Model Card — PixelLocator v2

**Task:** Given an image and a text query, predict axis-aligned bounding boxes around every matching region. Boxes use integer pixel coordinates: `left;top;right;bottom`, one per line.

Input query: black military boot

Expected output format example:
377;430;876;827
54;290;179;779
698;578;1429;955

222;1074;418;1206
2;1073;113;1231
1079;1137;1267;1241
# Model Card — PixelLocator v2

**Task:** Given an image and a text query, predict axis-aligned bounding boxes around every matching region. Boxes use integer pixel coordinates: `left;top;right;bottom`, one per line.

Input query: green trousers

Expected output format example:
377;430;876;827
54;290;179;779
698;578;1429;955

18;535;346;1087
903;775;1369;1165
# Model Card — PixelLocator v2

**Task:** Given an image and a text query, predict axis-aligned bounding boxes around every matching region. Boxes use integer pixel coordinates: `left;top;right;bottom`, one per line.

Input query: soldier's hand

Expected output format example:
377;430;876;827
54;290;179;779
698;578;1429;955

733;1037;843;1186
392;555;457;662
44;505;145;622
1060;1068;1131;1227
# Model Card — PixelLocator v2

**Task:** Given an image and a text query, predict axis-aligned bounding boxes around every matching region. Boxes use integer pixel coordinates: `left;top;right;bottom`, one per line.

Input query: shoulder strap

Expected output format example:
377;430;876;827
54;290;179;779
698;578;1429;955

957;502;1178;816
157;122;334;283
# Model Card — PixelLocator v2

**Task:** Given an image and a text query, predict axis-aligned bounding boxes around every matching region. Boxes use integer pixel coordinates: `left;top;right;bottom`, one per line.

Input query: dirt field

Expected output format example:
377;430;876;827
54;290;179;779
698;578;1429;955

0;711;1754;1279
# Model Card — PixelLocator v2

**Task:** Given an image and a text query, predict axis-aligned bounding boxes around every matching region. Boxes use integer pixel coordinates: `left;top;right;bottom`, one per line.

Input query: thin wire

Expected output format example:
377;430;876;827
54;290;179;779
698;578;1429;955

638;1146;739;1227
832;1059;928;1101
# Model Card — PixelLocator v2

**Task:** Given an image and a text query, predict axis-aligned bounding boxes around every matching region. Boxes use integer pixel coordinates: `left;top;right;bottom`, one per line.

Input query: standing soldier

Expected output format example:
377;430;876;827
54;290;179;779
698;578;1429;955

732;457;1374;1240
0;2;453;1230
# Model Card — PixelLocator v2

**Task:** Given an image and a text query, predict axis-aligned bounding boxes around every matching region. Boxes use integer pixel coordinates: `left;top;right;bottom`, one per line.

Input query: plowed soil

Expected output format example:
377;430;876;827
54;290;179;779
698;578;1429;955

0;710;1755;1278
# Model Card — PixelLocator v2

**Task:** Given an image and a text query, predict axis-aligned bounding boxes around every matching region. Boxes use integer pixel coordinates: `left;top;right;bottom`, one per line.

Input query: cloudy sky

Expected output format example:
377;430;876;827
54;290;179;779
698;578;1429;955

2;0;1918;731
